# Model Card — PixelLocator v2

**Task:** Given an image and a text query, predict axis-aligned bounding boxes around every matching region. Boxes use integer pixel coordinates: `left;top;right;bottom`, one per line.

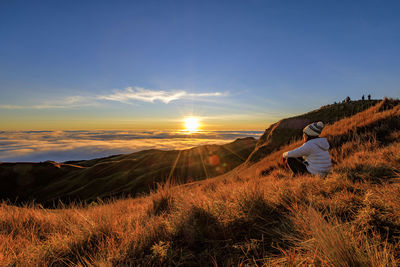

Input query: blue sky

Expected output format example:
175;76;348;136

0;0;399;130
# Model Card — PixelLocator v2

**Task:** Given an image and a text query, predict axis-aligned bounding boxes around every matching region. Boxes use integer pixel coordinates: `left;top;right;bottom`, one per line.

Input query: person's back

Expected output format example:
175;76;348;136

282;121;332;176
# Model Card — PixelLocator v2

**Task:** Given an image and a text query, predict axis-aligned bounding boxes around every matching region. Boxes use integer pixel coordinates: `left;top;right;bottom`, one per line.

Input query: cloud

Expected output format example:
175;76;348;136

0;104;74;109
0;130;262;162
0;105;27;109
0;95;96;109
0;87;226;109
97;87;224;104
187;92;223;97
97;87;186;104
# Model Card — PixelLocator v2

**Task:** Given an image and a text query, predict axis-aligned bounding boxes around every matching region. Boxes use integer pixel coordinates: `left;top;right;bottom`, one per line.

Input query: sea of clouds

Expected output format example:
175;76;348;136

0;130;262;162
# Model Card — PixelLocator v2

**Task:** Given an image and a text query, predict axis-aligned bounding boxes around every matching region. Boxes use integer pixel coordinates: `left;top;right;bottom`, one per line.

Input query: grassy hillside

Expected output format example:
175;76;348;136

0;137;256;206
247;99;380;163
1;99;399;266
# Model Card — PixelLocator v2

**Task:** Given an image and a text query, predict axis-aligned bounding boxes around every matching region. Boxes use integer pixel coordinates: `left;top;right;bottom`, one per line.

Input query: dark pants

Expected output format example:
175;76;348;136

286;157;309;175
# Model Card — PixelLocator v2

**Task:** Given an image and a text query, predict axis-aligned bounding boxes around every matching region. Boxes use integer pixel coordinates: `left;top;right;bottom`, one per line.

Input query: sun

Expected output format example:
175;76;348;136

184;117;200;132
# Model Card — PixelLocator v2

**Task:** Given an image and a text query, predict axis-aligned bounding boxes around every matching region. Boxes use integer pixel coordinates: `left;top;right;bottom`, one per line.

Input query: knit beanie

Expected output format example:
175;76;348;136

303;121;324;137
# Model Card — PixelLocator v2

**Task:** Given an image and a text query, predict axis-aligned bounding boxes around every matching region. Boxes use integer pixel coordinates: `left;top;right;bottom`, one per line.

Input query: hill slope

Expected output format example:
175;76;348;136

247;99;380;163
0;137;256;205
241;98;400;178
1;99;399;266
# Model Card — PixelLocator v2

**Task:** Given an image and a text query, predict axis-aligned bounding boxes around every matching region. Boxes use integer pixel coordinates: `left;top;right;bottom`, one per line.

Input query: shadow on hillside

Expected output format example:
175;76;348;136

166;200;292;265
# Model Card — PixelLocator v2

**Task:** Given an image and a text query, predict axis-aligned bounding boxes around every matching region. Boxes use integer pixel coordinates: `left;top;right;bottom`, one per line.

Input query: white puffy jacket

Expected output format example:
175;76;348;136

283;138;332;175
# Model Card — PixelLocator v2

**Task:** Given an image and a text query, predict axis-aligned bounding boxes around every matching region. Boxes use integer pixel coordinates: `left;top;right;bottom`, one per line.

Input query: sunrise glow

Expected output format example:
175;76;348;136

184;117;200;132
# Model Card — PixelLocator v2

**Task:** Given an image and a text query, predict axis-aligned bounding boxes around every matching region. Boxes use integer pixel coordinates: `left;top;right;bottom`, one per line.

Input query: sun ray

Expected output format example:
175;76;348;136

221;146;246;161
168;150;182;182
197;147;209;180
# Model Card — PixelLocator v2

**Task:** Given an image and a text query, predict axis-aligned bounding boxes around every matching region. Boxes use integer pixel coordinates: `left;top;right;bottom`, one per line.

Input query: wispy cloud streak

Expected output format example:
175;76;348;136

0;87;226;109
0;96;96;109
97;87;224;104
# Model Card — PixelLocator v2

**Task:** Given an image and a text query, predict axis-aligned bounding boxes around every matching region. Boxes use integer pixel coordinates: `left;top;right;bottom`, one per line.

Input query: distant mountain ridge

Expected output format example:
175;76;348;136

0;137;256;206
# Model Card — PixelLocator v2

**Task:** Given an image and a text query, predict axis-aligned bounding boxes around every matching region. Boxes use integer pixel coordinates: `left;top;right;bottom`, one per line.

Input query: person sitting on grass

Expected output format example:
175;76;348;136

282;121;332;176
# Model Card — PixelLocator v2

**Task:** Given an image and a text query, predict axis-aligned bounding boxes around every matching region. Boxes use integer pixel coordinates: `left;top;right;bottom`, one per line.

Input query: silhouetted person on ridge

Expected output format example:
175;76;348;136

368;94;371;100
282;122;332;176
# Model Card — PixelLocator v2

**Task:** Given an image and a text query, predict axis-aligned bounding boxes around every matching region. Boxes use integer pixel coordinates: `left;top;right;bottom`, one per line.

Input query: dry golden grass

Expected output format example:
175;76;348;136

1;99;399;266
